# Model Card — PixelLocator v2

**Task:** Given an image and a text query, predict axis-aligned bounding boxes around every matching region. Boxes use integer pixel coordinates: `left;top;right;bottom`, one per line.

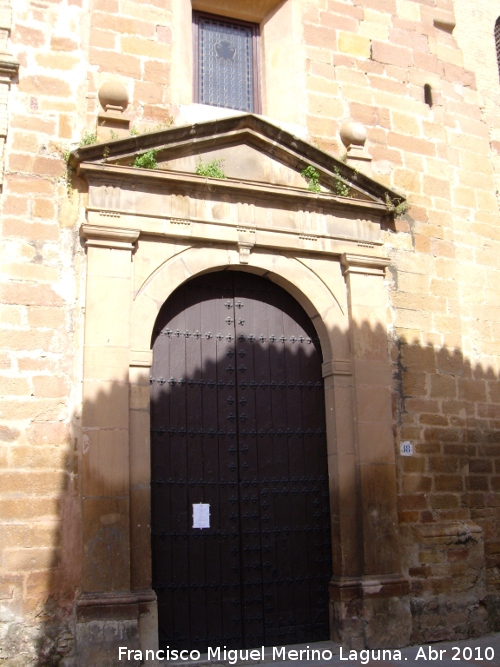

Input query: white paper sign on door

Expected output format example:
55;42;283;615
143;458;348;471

193;503;210;529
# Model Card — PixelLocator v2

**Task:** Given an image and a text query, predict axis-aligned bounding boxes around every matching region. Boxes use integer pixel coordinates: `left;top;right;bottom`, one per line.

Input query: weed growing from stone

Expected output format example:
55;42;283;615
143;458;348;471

332;166;351;197
384;193;408;218
62;149;74;197
79;131;97;146
196;157;226;179
134;149;158;169
300;165;321;192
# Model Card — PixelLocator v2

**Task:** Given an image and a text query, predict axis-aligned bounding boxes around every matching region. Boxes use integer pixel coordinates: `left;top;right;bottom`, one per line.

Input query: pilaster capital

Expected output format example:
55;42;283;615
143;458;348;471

80;224;140;250
322;359;352;377
341;252;390;277
0;53;19;83
130;349;153;368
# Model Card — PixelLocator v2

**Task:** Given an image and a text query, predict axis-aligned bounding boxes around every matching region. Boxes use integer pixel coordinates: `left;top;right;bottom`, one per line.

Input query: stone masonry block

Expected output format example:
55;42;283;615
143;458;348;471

338;32;371;58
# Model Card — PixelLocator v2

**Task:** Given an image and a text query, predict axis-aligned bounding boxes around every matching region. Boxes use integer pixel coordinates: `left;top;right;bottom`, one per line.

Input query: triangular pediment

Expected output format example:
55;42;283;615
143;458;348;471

71;114;404;214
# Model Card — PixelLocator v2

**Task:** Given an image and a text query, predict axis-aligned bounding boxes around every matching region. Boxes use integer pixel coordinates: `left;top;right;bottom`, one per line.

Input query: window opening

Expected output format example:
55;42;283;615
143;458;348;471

193;12;260;113
424;83;433;107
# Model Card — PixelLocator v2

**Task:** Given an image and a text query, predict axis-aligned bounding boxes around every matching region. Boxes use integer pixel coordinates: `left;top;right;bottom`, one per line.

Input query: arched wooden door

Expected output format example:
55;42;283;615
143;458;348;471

150;271;331;651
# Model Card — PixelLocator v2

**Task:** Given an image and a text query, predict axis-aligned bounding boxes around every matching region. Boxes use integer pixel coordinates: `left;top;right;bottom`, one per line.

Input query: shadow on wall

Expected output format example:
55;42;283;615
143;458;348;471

5;321;498;664
393;340;500;642
0;420;81;666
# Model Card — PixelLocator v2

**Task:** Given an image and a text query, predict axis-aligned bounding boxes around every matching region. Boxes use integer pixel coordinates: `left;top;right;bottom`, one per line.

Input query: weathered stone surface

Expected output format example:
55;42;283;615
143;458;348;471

3;0;500;660
364;596;413;649
75;618;140;667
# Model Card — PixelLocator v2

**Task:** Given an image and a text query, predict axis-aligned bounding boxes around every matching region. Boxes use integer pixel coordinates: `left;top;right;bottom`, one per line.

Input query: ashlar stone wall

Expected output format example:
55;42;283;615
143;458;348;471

298;0;500;640
1;0;86;662
1;0;500;661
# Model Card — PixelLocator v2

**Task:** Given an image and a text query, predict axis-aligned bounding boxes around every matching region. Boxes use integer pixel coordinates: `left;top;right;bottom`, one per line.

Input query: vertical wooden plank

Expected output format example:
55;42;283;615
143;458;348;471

151;285;192;648
183;282;209;649
291;304;330;642
234;273;265;649
262;282;290;647
271;287;297;646
202;273;241;648
219;273;243;647
199;277;223;648
283;298;308;645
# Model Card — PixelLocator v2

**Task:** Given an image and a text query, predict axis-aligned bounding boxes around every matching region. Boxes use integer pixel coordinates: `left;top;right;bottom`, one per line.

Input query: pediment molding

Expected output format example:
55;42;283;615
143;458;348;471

74;115;404;255
70;114;403;208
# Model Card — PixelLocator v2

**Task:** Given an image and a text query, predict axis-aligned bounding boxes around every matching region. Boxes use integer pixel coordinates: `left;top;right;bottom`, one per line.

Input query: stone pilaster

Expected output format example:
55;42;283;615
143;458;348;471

329;253;411;650
129;351;159;655
77;224;141;667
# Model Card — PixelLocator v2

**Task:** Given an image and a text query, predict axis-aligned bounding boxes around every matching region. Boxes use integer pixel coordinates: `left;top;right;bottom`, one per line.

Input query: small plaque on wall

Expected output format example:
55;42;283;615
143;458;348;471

193;503;210;529
400;441;413;456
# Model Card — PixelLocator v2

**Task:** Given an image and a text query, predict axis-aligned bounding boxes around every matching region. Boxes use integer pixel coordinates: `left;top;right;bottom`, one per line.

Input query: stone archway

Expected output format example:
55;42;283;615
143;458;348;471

126;246;349;653
74;114;411;664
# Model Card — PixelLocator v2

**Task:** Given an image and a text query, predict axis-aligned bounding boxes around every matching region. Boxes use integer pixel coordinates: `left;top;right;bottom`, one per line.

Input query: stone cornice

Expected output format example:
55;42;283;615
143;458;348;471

322;359;352;377
77;589;157;608
80;162;388;216
341;252;390;276
0;53;19;82
130;349;153;367
330;574;410;600
80;223;140;250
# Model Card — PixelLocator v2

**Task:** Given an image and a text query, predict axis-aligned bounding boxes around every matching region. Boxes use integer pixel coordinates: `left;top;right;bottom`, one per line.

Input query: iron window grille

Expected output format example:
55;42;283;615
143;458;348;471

496;18;500;82
193;12;260;113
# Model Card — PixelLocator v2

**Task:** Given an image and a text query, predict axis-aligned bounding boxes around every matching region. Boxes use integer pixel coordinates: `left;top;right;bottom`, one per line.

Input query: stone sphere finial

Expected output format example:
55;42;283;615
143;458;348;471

340;121;367;149
98;80;129;113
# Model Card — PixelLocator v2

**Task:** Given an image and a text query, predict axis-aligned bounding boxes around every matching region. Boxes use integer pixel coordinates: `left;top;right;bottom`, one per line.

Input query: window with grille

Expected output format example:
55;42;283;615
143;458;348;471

193;12;260;113
496;17;500;81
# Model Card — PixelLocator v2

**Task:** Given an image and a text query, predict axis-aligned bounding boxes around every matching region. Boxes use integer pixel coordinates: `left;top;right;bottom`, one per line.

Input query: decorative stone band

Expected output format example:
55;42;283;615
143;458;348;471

76;589;157;621
329;573;410;602
77;589;157;608
322;359;352;377
80;223;140;251
341;252;390;277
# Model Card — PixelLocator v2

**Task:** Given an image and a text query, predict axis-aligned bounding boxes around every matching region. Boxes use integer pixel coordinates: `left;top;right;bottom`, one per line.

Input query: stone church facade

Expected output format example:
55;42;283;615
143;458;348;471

1;0;500;664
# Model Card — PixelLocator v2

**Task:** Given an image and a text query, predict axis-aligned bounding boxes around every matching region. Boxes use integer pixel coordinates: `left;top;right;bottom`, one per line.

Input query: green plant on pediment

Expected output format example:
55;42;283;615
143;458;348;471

332;166;351;197
384;192;408;218
301;165;321;192
195;156;226;179
79;130;97;147
301;164;354;197
133;149;158;170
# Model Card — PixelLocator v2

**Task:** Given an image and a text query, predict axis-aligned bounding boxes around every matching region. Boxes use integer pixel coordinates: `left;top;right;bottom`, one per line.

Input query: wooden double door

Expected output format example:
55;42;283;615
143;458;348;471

150;271;332;651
